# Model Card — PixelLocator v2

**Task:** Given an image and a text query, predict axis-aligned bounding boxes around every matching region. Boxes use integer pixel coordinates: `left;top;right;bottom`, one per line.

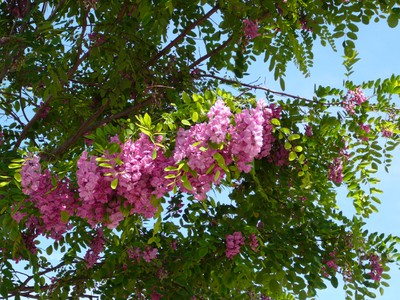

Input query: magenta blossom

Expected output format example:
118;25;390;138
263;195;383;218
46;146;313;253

243;19;259;39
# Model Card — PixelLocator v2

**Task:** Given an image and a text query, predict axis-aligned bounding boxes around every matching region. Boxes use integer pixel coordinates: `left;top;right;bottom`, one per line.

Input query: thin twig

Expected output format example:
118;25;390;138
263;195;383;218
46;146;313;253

13;95;52;150
147;5;220;67
189;35;234;69
45;99;111;160
199;73;317;103
48;0;66;21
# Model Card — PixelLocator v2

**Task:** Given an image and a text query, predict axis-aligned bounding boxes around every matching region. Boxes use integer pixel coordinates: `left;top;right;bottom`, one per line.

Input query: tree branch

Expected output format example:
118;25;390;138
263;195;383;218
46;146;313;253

199;73;318;103
147;5;220;67
85;97;154;133
13;95;52;150
189;35;234;69
48;0;66;21
67;10;90;79
44;99;111;161
14;9;93;151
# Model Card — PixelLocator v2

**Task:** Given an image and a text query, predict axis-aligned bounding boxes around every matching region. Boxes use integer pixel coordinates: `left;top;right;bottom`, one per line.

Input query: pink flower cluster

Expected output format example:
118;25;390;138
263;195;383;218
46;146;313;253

243;19;259;39
359;123;371;141
322;251;338;277
343;88;367;114
268;143;289;166
305;124;313;137
248;233;259;252
84;228;105;268
15;155;76;240
127;246;158;263
368;254;383;281
226;232;245;259
229;102;264;172
225;232;260;259
328;142;350;185
173;99;278;199
381;128;393;138
19;99;281;231
328;157;343;184
76;134;173;228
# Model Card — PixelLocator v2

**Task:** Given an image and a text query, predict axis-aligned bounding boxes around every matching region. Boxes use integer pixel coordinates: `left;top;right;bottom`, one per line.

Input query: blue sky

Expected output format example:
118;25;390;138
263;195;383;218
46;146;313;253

243;19;400;299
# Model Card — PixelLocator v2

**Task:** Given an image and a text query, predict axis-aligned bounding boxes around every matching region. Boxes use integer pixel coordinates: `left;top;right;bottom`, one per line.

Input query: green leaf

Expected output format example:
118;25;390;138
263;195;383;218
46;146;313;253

387;14;399;28
294;146;303;152
96;157;110;162
331;276;338;288
143;113;152;127
289;151;297;161
164;174;177;179
284;142;292;150
153;217;162;235
198;247;208;258
14;173;22;182
181;175;193;191
0;181;10;188
214;170;221;182
8;163;21;169
111;178;118;190
46;246;53;256
182;119;191;126
108;143;121;155
213;152;229;173
191;111;199;122
99;163;113;168
148;236;160;247
182;92;191;104
152;147;157;160
11;159;25;163
269;279;280;294
280;77;285;90
271;118;281;126
288;134;301;141
61;210;69;223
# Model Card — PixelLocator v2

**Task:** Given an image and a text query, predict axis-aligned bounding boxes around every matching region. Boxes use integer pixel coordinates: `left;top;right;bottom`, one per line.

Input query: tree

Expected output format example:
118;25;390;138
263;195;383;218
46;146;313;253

1;0;400;299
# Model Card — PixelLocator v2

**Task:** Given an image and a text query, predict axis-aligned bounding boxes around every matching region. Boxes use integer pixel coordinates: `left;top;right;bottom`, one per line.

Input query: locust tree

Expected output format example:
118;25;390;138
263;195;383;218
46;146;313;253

1;0;400;299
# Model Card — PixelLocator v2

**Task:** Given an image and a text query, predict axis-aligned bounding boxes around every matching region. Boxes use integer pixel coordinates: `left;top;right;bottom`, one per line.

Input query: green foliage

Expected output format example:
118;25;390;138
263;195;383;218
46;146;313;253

0;0;400;299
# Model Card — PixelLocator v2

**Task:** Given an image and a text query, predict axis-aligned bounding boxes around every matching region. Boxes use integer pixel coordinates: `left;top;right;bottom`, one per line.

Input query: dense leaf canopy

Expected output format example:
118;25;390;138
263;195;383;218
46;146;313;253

1;0;400;299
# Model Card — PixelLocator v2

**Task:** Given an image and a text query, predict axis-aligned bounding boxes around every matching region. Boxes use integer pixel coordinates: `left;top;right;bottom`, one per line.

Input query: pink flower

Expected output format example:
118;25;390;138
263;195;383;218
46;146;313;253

206;100;232;144
229;102;265;172
171;240;177;251
151;291;162;300
305;124;313;137
243;19;259;39
248;233;259;252
368;254;383;281
225;231;245;259
84;228;105;268
343;88;367;114
329;157;343;184
142;247;158;262
359;123;371;141
19;155;76;240
381;128;393;138
127;247;158;263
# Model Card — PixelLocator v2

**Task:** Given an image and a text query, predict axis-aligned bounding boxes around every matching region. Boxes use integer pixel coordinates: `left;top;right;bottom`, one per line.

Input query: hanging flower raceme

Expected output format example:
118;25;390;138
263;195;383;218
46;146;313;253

225;231;245;259
76;134;174;228
15;155;76;240
342;87;367;114
243;19;259;39
84;228;105;268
